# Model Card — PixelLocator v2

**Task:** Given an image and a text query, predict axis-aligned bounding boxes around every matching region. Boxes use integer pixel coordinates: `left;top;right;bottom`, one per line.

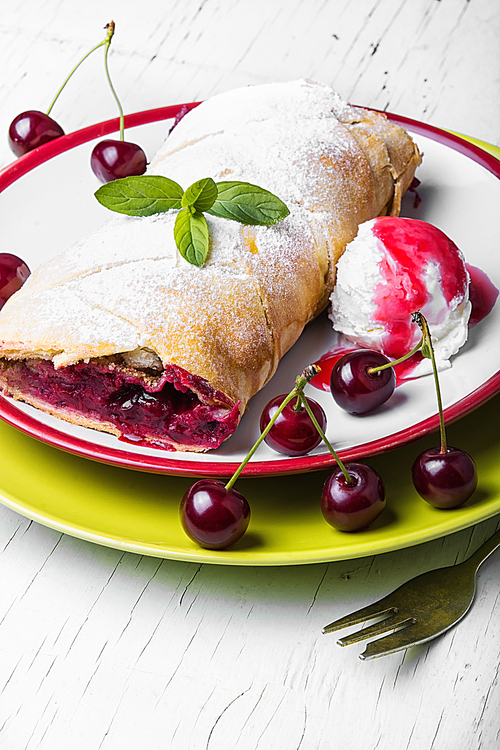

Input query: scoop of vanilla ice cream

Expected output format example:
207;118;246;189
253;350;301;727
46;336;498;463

329;217;471;376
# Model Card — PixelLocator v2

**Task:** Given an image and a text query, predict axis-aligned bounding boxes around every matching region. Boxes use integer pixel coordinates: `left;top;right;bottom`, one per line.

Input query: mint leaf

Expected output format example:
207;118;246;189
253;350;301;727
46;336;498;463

95;175;183;216
207;181;290;225
174;208;209;267
181;177;218;213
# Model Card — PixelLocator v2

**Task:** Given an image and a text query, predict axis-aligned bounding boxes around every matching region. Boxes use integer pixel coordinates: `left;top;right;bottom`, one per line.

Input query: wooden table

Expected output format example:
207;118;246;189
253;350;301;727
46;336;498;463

0;1;499;747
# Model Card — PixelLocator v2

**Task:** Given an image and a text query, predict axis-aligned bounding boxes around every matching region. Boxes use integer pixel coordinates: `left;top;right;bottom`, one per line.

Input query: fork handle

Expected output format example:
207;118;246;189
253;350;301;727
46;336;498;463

460;527;500;575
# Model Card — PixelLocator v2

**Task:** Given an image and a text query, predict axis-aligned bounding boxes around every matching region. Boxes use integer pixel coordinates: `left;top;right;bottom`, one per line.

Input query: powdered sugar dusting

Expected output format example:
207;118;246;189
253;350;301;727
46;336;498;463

8;80;369;357
156;80;359;149
151;80;363;213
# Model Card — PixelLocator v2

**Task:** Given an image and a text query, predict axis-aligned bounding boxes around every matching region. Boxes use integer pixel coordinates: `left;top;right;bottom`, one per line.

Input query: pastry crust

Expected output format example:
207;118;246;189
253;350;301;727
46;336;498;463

0;79;421;451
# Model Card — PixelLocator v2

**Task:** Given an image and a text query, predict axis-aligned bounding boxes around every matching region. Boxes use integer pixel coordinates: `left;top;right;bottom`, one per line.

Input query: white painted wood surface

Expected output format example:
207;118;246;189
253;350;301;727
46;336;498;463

0;1;499;747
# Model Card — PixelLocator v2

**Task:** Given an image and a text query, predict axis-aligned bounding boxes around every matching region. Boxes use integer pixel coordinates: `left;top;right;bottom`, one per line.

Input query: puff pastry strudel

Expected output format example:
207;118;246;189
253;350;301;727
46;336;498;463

0;80;421;451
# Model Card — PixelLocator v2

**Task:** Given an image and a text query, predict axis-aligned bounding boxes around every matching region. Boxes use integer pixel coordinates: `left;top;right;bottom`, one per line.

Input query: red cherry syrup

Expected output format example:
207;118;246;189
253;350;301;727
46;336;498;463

466;263;498;327
370;217;468;360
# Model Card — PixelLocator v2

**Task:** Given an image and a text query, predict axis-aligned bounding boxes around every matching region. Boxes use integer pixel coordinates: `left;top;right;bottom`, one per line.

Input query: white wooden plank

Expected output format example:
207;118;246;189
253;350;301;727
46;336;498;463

0;1;499;747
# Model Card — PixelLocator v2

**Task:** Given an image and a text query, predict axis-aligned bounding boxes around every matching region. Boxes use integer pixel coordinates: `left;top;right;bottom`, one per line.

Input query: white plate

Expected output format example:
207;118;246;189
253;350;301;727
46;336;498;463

0;108;499;477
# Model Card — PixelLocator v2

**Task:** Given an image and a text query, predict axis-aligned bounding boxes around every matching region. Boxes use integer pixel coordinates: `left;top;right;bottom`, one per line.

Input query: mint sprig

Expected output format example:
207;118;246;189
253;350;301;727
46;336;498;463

95;174;289;268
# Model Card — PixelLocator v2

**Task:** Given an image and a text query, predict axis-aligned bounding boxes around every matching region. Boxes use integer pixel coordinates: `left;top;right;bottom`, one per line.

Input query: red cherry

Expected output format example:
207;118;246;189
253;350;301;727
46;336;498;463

0;254;31;310
180;479;251;550
8;110;65;157
260;394;326;456
321;463;386;531
330;349;396;414
90;139;147;183
412;446;478;508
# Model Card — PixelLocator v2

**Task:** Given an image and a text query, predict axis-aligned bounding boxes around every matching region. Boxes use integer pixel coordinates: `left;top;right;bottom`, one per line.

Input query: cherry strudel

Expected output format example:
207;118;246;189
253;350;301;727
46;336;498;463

0;80;421;451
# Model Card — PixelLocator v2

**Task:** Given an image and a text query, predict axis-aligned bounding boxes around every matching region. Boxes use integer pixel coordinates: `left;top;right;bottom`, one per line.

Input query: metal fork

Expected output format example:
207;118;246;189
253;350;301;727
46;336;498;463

323;527;500;660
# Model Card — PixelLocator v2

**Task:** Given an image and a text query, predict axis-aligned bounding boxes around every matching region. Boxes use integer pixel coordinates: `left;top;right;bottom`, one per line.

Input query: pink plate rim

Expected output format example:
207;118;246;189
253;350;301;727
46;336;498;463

0;104;499;478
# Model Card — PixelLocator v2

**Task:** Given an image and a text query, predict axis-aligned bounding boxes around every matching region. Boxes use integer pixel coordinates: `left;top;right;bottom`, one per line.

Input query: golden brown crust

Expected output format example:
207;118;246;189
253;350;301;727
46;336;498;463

0;80;421;448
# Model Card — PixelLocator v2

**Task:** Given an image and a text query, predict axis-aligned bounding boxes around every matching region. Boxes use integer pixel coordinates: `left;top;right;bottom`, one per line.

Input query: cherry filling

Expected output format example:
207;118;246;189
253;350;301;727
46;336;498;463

0;358;240;450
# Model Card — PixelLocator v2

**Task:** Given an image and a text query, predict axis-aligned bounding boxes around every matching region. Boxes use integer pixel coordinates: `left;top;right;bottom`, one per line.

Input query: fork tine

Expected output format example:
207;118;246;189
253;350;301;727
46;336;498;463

359;622;425;660
338;614;416;647
322;597;396;634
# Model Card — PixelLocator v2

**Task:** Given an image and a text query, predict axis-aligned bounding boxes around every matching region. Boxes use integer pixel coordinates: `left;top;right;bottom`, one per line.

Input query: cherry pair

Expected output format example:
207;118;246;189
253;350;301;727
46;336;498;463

180;365;387;550
8;21;146;183
329;318;477;509
181;314;477;551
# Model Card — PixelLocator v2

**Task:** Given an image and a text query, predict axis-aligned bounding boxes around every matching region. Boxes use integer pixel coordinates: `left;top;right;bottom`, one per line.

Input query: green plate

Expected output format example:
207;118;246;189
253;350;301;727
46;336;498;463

0;391;499;565
0;125;499;564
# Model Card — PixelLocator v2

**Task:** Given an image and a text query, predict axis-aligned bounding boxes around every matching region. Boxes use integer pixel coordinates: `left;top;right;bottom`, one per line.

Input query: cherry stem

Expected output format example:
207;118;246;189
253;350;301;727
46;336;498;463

298;393;353;484
224;365;319;491
412;311;447;453
367;337;423;374
102;21;125;141
46;23;115;117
